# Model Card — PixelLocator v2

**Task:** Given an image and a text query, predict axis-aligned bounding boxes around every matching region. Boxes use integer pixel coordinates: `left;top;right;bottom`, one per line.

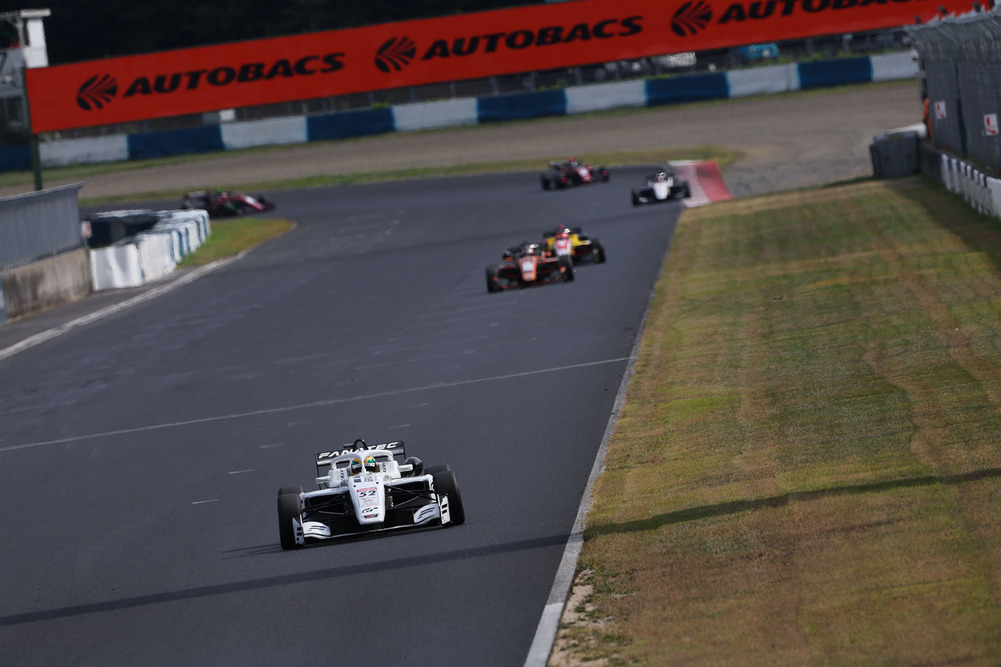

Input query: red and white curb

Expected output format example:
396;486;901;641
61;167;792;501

670;160;733;207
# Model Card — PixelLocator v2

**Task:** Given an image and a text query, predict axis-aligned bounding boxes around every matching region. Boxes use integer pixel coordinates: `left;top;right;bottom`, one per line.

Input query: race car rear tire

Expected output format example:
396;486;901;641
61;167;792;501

278;493;303;550
278;486;303;496
559;256;575;282
434;469;465;526
682;183;691;198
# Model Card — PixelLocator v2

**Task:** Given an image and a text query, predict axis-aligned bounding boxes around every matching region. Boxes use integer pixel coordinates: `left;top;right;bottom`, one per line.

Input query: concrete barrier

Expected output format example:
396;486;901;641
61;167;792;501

40;135;130;168
565;80;645;114
392;98;479;132
1;247;91;320
221;116;308;149
727;64;799;97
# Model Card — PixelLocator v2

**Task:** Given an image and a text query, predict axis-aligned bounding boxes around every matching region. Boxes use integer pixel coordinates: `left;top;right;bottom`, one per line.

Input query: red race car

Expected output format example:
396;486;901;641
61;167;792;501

486;241;575;293
182;189;276;218
540;157;610;190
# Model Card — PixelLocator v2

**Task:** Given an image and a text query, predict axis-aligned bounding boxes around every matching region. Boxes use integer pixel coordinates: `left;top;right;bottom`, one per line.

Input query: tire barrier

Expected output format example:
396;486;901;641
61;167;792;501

89;209;210;291
8;52;919;172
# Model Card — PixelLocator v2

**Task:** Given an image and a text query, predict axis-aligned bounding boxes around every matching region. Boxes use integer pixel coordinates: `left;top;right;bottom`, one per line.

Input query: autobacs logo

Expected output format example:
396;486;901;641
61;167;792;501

74;52;345;111
673;0;932;35
373;15;643;73
375;37;417;72
76;74;118;110
672;1;713;36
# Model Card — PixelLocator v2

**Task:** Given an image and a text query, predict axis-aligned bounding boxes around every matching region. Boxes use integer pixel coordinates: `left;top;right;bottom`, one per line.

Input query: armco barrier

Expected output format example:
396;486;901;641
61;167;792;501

798;57;873;89
0;144;31;171
14;52;920;171
646;72;729;106
127;125;225;160
306;108;395;142
477;89;567;122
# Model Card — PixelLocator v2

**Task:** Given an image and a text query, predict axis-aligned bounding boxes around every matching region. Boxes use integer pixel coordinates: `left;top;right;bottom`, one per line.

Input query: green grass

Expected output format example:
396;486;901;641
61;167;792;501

177;217;295;266
552;178;1001;664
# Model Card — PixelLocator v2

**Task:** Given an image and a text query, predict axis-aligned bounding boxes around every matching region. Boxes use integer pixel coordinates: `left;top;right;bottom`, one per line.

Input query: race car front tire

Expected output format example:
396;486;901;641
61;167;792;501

541;175;552;191
434;469;465;526
486;266;500;293
631;190;641;207
278;492;303;550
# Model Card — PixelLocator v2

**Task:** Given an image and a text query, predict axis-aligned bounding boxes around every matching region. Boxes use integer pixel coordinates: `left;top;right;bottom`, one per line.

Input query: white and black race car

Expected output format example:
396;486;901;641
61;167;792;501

276;439;464;549
631;168;691;206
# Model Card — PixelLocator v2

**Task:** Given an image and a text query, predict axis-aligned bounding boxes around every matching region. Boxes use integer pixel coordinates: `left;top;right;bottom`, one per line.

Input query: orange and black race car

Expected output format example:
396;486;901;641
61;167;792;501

486;241;575;293
542;225;606;265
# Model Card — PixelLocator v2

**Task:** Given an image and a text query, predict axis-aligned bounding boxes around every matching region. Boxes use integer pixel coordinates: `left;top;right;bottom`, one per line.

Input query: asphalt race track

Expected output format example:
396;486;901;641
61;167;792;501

0;169;681;665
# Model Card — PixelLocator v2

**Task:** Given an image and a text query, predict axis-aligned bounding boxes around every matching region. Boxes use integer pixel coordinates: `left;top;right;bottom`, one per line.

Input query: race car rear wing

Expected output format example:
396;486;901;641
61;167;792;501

314;440;407;477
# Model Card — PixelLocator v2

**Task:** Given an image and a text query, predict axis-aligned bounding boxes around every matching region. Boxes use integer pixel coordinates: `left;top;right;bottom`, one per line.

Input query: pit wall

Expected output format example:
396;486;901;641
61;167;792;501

15;52;917;169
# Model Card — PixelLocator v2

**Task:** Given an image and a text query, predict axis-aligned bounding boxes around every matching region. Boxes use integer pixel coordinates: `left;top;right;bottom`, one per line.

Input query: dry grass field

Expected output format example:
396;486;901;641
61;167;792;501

553;179;1001;665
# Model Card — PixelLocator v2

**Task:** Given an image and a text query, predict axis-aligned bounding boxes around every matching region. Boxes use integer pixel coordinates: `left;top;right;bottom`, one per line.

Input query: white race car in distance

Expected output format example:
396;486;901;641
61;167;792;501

277;439;464;549
631;168;691;206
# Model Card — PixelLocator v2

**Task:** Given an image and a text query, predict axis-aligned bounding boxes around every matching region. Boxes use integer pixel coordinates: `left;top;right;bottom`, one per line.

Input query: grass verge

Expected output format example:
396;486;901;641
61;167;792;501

551;178;1001;664
177;217;295;266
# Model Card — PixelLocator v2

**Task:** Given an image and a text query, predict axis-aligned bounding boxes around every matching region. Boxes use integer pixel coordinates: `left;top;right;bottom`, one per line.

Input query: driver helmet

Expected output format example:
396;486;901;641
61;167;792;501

364;455;379;473
349;457;363;475
556;225;570;237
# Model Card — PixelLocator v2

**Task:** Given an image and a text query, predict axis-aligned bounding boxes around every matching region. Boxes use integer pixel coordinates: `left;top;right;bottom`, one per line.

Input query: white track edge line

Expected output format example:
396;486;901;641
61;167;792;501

523;218;675;667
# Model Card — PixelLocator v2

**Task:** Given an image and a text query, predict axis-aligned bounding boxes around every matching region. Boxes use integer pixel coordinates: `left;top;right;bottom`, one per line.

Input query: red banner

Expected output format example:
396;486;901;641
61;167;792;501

26;0;971;133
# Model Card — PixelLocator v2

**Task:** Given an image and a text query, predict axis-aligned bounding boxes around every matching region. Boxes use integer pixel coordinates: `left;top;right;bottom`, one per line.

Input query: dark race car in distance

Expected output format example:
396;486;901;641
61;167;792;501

182;189;276;218
631;167;691;206
486;241;575;292
540;157;610;190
